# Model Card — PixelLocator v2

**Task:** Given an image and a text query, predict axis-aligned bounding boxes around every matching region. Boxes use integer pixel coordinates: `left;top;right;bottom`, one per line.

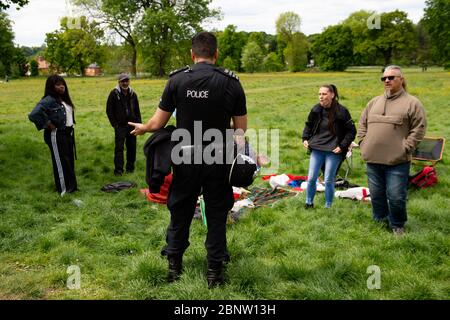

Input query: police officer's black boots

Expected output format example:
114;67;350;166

206;261;225;289
167;255;183;282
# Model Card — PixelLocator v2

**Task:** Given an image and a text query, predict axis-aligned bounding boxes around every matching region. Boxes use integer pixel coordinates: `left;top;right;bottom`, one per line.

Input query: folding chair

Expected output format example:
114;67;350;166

412;137;445;166
337;141;359;180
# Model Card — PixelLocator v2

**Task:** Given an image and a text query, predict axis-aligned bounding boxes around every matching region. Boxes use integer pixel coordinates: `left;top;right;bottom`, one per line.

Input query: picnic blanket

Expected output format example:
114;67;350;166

229;186;298;222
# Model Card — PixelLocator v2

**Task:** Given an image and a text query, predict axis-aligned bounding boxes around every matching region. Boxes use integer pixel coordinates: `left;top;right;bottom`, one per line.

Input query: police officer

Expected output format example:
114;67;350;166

106;73;141;175
129;31;247;288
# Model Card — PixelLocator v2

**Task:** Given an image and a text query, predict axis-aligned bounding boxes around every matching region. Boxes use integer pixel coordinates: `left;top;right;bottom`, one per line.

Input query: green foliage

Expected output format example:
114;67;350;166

284;33;308;72
248;32;268;55
222;56;238;71
377;11;418;65
0;12;15;77
217;25;248;72
44;16;105;75
415;21;432;66
0;0;28;10
137;0;220;76
101;44;133;75
341;10;378;65
11;46;27;77
340;10;418;66
241;42;264;73
276;12;301;42
263;52;283;72
423;0;450;65
72;0;142;76
0;12;28;78
352;10;417;66
312;25;353;71
276;12;308;72
20;45;46;58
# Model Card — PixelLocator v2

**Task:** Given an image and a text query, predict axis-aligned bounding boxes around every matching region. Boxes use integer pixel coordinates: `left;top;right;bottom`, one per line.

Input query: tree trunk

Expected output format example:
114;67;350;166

131;45;137;77
158;57;165;77
383;49;393;66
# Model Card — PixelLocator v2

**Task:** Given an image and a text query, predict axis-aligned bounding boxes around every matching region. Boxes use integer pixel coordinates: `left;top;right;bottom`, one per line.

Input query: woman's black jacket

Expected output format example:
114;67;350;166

302;103;356;156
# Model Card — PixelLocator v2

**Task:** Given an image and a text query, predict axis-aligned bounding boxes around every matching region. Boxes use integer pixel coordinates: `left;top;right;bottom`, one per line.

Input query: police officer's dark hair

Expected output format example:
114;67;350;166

44;74;75;108
192;31;217;58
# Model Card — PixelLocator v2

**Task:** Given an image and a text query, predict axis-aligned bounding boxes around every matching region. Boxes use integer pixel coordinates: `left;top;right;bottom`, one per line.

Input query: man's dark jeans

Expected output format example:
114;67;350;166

366;162;410;228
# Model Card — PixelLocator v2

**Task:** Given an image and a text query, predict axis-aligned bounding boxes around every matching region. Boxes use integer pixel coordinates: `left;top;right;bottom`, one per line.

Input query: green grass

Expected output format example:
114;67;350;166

0;67;449;299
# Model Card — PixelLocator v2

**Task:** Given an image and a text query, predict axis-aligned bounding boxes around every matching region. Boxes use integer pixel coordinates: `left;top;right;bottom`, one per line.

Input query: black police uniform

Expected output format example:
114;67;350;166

159;62;247;265
29;95;77;195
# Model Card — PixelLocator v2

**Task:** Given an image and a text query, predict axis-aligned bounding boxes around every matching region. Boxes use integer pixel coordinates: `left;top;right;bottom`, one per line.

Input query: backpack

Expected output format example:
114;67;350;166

409;166;438;188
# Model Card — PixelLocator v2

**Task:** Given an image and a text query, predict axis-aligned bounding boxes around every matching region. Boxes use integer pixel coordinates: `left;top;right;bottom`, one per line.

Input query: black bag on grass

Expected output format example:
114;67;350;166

101;181;136;192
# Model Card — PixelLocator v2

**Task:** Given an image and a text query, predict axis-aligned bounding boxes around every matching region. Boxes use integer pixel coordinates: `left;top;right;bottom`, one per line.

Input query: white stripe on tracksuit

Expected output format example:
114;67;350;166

51;129;66;196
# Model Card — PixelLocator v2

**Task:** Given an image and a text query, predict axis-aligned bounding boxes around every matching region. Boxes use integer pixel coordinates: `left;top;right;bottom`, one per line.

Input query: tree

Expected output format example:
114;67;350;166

284;32;308;72
102;43;134;74
217;25;248;71
11;46;27;77
0;12;15;77
222;56;238;71
0;0;28;10
415;20;432;66
423;0;450;67
276;12;301;41
248;32;267;55
136;0;220;76
275;12;308;72
263;52;283;72
311;25;353;71
20;45;46;58
341;10;378;65
72;0;144;76
30;59;38;76
241;41;263;73
377;11;417;65
351;10;417;66
45;16;105;75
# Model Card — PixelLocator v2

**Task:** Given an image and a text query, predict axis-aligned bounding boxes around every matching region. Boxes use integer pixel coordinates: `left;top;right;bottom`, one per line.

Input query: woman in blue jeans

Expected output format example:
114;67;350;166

302;85;356;208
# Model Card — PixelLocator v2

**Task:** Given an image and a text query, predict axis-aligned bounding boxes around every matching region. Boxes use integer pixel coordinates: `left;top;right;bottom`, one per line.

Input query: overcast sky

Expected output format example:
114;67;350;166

6;0;427;47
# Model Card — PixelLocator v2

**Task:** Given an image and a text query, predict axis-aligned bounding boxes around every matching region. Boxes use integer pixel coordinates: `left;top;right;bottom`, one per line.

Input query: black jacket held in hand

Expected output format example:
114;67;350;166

29;96;75;130
106;86;141;128
302;103;356;155
143;126;176;193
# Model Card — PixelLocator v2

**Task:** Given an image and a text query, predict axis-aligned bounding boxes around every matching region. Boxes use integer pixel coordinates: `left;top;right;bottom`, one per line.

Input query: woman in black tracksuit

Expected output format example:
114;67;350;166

29;75;78;195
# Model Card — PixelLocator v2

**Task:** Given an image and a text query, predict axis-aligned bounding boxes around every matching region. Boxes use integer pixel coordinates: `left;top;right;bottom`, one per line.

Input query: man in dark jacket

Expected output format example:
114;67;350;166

106;73;142;175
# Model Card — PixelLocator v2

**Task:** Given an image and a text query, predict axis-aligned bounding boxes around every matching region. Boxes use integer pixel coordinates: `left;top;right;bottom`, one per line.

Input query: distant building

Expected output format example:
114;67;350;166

37;56;50;75
85;63;102;76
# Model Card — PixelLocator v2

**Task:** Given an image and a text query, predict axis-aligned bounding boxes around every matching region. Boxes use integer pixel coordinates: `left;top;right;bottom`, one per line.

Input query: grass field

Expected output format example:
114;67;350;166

0;67;449;300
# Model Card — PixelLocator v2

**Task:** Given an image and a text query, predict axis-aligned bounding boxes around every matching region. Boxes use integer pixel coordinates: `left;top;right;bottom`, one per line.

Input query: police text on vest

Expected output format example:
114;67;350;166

186;90;209;99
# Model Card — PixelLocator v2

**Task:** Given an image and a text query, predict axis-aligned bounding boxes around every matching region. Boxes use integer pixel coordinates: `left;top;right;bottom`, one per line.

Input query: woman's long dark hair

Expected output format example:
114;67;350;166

44;74;75;108
320;84;339;135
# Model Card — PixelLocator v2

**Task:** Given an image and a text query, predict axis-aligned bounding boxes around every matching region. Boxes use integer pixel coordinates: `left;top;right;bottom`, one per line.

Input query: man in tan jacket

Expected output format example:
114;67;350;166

358;65;426;235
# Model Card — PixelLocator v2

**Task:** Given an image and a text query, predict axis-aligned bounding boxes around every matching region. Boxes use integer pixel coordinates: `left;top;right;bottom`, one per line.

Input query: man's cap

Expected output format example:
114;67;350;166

118;73;130;82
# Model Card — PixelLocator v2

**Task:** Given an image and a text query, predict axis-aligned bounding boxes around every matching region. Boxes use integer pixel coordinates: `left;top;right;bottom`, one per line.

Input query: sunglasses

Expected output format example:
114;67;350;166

380;75;399;81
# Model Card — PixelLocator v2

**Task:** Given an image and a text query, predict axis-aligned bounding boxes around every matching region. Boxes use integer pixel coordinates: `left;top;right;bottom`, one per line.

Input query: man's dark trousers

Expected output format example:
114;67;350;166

165;161;234;264
114;125;136;174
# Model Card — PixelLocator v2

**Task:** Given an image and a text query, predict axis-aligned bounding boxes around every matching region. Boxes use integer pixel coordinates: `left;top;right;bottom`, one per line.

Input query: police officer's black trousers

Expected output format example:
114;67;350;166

165;162;234;264
114;126;136;173
44;127;77;195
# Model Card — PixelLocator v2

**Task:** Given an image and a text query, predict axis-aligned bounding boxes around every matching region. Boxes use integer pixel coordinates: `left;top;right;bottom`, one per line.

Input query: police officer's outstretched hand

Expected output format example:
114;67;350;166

128;122;146;136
